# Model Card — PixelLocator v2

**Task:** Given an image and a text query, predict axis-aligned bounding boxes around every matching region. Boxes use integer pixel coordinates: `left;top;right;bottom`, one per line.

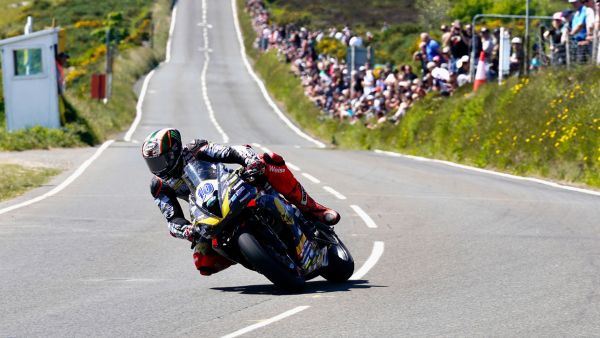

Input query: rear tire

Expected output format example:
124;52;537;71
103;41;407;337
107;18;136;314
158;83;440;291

321;240;354;283
238;232;304;292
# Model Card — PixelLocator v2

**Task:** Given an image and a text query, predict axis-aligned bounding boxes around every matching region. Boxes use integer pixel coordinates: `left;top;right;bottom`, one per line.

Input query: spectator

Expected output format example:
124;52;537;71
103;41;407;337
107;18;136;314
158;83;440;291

420;33;440;61
510;37;525;75
440;25;452;47
480;27;494;60
544;12;568;65
570;0;590;61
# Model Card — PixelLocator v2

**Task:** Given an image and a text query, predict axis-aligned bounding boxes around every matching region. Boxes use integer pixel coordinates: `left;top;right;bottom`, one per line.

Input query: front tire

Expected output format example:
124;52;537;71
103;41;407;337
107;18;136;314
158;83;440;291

320;239;354;283
238;232;304;292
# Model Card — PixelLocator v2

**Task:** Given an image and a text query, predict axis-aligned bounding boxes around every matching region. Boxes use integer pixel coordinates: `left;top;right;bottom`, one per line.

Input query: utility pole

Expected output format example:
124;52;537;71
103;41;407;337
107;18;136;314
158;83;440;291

525;0;530;75
104;27;113;104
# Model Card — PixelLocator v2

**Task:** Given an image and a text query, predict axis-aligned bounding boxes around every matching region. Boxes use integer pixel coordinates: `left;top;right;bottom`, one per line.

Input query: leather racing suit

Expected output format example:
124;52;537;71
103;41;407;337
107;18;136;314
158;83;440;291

150;139;339;276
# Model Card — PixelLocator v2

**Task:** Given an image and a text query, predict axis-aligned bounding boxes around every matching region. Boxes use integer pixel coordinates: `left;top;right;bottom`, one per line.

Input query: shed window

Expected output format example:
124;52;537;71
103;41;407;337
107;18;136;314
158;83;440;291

13;48;43;76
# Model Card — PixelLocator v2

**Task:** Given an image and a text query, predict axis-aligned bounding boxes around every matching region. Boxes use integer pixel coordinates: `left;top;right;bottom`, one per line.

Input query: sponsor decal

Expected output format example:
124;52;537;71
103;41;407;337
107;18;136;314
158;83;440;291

268;166;286;174
300;186;307;206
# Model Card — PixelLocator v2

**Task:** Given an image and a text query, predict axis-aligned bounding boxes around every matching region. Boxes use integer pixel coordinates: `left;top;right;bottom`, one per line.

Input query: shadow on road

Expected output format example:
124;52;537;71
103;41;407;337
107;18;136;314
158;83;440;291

210;279;387;295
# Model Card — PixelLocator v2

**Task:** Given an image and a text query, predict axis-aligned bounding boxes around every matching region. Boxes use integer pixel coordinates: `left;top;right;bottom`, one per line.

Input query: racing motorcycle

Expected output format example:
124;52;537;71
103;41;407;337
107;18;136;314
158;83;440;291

183;160;354;292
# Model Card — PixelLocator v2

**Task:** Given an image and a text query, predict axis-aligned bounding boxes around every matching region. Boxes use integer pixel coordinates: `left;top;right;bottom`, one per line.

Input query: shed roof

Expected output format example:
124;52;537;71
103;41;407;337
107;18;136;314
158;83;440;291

0;28;60;47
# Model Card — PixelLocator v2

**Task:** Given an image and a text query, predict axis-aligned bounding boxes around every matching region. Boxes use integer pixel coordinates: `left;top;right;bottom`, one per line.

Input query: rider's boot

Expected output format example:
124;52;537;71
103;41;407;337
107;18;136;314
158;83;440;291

260;152;340;226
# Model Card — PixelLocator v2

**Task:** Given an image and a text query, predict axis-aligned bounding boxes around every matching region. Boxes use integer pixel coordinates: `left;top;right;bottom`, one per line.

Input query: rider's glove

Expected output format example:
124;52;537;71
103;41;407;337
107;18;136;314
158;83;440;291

183;226;201;244
243;159;265;183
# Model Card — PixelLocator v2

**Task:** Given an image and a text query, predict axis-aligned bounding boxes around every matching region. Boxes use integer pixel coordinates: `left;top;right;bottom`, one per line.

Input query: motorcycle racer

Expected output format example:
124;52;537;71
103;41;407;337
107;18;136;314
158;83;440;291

142;128;339;276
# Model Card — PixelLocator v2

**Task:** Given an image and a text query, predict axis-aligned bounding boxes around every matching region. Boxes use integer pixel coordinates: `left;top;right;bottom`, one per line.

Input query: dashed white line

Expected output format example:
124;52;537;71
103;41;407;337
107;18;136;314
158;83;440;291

0;140;115;216
165;4;178;63
200;0;229;143
124;69;155;142
350;205;377;228
286;162;300;171
322;186;347;200
221;306;310;338
350;241;384;280
301;173;321;184
230;0;326;149
375;149;600;197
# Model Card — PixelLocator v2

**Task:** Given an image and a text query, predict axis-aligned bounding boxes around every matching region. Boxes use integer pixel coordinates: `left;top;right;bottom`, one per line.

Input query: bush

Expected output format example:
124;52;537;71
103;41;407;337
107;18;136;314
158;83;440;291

316;38;347;60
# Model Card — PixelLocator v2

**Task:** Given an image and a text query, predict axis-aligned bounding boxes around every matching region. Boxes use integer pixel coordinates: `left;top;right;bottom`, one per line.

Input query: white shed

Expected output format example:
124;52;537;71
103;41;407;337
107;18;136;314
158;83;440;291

0;28;61;131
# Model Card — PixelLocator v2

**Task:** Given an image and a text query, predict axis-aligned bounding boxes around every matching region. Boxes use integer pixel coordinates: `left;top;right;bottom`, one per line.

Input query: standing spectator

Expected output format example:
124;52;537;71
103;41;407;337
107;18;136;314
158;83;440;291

570;0;590;61
440;25;452;47
480;27;494;60
579;0;598;61
510;37;525;75
544;12;568;65
420;33;440;61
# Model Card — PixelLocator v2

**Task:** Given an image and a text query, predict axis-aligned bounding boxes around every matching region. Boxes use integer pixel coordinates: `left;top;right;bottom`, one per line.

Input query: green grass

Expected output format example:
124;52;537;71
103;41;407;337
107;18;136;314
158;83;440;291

265;0;416;29
238;0;600;188
0;164;60;201
0;0;172;151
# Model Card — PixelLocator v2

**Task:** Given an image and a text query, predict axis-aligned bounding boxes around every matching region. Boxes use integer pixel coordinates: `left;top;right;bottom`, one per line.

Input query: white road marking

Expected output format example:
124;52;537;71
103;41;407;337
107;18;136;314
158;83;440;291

301;172;321;184
221;306;310;338
323;186;347;200
374;149;600;197
124;69;155;142
286;162;300;171
0;140;115;216
165;4;178;63
350;241;384;280
230;0;326;149
350;205;377;228
200;0;229;143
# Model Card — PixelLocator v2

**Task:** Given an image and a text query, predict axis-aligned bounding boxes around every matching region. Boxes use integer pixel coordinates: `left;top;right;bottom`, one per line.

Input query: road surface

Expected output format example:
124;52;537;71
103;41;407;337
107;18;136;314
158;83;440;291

1;0;599;336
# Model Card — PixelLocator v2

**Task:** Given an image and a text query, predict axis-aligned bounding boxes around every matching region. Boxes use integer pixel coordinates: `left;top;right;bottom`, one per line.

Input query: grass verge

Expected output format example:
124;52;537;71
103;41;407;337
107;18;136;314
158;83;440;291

0;164;60;201
237;0;600;188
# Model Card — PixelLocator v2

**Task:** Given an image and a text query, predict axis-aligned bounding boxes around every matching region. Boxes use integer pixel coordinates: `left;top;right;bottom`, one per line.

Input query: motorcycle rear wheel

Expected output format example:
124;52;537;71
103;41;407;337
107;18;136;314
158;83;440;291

238;232;305;292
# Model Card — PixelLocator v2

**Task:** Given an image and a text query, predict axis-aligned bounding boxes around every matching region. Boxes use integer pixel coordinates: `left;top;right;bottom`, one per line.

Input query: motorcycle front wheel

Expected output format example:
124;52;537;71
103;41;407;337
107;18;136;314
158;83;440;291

238;232;305;292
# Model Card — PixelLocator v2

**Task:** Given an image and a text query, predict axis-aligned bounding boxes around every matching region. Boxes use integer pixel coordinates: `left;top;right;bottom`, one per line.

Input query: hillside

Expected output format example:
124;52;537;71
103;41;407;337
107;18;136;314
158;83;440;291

238;0;600;188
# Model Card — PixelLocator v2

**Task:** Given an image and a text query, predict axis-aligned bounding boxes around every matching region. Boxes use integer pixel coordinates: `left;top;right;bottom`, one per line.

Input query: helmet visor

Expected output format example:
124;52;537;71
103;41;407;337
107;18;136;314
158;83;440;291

145;154;171;177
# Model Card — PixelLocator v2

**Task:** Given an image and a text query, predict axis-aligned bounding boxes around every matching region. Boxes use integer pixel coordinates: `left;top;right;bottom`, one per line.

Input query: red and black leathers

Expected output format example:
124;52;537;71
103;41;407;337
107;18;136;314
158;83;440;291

260;152;340;225
150;140;339;276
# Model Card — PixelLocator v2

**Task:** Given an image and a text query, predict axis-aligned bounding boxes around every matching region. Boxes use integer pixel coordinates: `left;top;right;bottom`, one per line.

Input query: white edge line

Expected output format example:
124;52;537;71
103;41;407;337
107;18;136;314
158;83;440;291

350;241;384;280
374;149;600;197
322;186;346;200
350;205;377;229
230;0;326;149
301;172;321;184
0;140;115;216
165;4;178;63
221;305;310;338
124;69;156;142
201;0;229;143
286;162;300;171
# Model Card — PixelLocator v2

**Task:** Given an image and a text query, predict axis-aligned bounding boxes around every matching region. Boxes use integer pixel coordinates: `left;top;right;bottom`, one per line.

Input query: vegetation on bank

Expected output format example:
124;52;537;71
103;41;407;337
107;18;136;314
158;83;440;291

0;163;60;201
0;0;172;151
237;0;600;188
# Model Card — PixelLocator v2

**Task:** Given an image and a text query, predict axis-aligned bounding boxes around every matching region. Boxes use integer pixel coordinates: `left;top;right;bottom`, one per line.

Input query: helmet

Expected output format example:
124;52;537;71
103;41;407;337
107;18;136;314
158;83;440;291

142;128;183;178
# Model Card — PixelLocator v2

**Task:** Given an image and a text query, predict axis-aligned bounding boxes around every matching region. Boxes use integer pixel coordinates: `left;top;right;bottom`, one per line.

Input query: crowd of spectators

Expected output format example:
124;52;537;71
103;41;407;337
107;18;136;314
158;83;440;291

245;0;599;128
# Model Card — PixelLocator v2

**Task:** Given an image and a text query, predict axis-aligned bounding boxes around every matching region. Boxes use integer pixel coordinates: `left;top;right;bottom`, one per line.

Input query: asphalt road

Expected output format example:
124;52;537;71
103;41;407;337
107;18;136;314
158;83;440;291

1;0;599;336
